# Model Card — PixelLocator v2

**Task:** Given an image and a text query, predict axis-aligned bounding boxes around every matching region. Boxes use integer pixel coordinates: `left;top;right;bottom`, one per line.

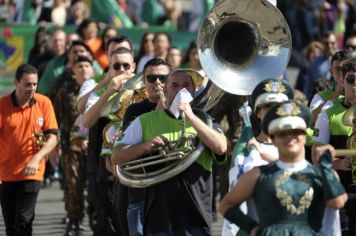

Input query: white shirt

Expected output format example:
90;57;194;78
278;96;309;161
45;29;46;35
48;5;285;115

313;110;330;144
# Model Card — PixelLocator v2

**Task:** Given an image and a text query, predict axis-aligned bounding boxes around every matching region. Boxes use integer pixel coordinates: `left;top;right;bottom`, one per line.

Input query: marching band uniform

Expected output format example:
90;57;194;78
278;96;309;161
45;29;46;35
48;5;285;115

220;101;347;236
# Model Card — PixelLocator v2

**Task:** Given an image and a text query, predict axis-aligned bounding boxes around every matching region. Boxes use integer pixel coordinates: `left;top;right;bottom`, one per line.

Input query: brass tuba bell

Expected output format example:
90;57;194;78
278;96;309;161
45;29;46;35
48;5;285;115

198;0;292;96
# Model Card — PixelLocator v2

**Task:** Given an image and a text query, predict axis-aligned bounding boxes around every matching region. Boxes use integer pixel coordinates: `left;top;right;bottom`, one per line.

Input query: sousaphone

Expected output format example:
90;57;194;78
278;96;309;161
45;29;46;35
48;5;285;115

116;0;292;188
197;0;291;110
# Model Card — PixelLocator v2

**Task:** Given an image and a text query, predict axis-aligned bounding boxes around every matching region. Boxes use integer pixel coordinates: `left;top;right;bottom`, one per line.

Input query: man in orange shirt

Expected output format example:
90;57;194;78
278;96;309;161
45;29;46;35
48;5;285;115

0;64;58;235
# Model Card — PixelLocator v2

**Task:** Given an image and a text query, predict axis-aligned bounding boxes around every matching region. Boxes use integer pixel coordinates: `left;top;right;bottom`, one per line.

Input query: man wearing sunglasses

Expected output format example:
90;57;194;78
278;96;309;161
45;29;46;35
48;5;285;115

344;35;356;55
309;51;350;126
313;57;356;235
112;69;227;235
80;46;136;235
109;58;171;236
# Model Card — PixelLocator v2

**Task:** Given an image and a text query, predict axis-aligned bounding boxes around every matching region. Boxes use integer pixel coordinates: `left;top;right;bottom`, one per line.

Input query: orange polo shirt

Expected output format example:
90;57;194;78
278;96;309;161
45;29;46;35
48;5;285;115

0;92;58;181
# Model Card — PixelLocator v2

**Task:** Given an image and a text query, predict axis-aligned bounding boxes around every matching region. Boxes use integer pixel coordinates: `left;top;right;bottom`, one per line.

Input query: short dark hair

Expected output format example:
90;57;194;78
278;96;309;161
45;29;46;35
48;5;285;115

153;32;171;44
143;58;171;75
342;58;356;76
106;35;133;52
76;18;99;38
15;64;37;81
110;47;134;58
331;50;350;65
68;40;94;58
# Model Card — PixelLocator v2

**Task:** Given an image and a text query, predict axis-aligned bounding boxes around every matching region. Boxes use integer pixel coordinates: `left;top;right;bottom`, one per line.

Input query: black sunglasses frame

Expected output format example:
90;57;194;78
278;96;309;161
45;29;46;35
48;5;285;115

346;44;356;50
345;75;356;85
274;129;306;137
146;74;168;83
112;62;131;71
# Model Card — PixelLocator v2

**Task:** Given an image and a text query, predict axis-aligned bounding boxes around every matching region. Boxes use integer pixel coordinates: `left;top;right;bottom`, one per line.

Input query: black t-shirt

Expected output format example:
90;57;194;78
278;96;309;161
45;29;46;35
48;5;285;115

87;117;110;174
144;163;213;234
142;117;224;234
122;99;157;131
116;99;157;208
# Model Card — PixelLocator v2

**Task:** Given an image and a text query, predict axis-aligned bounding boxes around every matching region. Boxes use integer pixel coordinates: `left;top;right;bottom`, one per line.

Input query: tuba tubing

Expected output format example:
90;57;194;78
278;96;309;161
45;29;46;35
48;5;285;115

116;109;213;188
335;149;356;157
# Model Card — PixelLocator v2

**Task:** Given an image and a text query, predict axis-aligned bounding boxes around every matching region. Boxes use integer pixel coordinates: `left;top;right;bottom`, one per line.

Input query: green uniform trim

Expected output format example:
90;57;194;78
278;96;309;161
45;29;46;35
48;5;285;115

318;89;333;101
326;100;352;136
325;98;352;149
306;128;314;146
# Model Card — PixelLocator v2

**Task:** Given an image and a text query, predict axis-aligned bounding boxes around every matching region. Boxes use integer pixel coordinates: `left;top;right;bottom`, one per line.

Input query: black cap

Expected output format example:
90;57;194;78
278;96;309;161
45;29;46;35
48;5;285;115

251;79;294;111
262;100;311;135
74;55;93;65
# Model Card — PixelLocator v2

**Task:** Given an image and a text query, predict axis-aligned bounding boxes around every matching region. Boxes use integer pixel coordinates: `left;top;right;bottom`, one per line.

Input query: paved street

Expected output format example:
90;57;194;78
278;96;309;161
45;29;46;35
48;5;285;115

0;181;224;236
0;182;92;236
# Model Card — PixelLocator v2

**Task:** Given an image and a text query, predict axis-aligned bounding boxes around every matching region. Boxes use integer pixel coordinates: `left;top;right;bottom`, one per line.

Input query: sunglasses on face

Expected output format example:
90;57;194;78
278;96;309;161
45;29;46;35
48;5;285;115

274;129;306;137
146;74;168;83
346;44;356;51
346;75;356;85
112;62;131;71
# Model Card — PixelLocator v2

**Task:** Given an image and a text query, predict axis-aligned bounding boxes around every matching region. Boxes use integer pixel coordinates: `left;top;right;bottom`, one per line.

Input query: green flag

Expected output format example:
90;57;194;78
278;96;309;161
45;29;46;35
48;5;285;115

91;0;133;28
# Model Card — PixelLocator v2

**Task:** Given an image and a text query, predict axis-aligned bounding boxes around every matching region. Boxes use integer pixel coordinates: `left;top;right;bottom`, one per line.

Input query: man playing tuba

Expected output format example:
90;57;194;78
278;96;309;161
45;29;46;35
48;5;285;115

109;58;172;236
112;69;227;235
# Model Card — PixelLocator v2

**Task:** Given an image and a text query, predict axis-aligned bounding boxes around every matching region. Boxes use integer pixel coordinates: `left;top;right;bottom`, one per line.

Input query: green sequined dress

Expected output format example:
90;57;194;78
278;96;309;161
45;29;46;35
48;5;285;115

253;162;326;236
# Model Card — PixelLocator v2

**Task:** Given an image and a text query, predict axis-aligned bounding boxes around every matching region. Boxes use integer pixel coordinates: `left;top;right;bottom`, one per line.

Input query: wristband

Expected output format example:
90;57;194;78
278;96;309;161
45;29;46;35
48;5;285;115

224;205;258;234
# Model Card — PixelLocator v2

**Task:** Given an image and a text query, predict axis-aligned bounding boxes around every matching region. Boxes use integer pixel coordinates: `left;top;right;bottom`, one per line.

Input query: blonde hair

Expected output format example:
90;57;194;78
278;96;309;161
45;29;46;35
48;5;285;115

293;89;308;106
305;41;324;62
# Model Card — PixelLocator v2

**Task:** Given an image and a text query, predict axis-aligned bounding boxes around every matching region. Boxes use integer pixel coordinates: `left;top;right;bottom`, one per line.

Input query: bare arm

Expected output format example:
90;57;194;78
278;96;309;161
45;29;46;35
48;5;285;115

24;133;58;176
180;102;227;155
219;167;260;215
327;188;348;209
247;137;278;162
82;74;128;128
111;136;166;165
77;92;91;114
311;103;324;127
77;74;113;114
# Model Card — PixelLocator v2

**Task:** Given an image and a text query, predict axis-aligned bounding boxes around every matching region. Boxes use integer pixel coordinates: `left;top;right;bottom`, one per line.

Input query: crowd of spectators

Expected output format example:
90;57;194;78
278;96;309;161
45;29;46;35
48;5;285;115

1;1;356;235
0;0;214;31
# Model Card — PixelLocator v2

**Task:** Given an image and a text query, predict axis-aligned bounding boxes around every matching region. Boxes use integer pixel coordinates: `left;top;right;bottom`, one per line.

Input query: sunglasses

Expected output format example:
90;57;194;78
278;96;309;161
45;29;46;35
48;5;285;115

112;62;131;71
346;75;356;85
346;44;356;50
146;74;168;83
274;129;306;137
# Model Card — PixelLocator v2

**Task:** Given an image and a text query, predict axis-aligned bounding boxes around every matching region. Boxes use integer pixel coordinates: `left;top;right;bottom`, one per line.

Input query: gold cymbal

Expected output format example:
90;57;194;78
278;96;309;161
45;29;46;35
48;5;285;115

125;72;144;90
342;104;356;126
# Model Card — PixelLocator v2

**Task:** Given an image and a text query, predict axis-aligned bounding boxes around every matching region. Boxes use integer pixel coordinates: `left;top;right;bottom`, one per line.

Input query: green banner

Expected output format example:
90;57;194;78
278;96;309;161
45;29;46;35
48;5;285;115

0;23;197;92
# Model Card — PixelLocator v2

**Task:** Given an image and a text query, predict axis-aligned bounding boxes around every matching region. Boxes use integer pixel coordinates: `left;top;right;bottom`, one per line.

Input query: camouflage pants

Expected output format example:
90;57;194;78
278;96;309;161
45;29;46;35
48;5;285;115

62;150;87;221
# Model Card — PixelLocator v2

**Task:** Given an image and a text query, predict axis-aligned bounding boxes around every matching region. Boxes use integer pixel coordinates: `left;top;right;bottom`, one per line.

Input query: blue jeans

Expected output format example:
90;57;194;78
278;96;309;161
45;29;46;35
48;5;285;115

127;202;144;236
147;227;209;236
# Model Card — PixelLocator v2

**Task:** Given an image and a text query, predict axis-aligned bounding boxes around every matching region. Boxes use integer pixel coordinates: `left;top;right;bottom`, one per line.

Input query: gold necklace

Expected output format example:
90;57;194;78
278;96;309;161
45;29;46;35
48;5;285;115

275;170;314;215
